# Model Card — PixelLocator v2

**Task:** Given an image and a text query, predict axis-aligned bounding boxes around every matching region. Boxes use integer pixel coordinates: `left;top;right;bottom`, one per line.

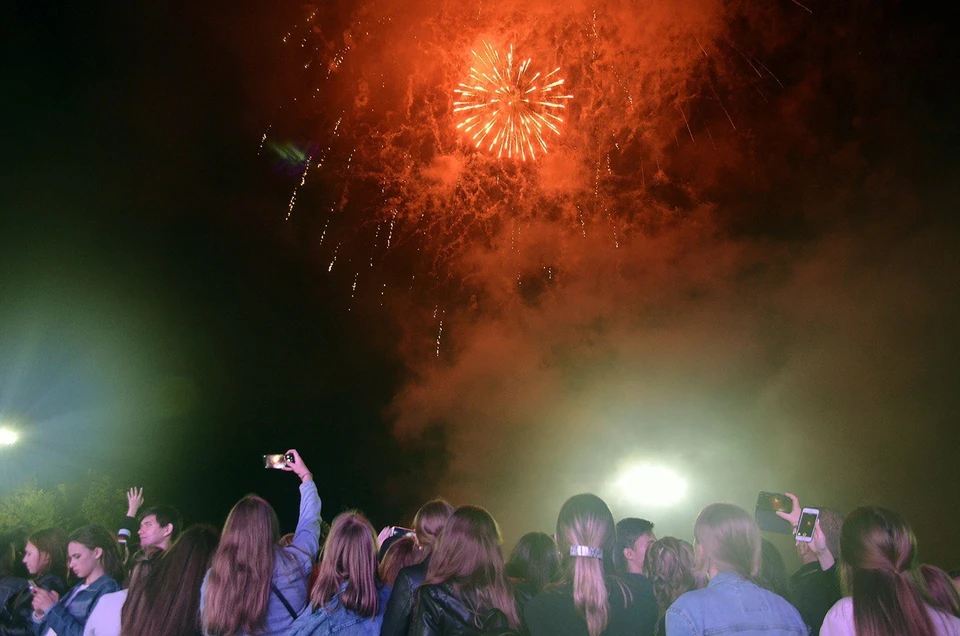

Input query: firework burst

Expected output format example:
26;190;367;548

454;41;572;161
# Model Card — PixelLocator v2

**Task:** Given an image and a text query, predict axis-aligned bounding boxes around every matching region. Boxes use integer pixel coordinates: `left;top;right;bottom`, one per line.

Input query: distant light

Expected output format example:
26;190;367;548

613;463;687;507
0;428;18;446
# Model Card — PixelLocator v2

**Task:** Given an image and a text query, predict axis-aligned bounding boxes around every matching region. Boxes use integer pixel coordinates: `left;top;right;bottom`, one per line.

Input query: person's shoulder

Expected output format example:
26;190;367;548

820;597;854;635
929;606;960;635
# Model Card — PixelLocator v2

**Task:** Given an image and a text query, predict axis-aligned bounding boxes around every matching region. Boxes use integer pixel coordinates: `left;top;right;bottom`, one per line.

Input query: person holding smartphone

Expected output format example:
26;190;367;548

201;449;321;636
0;528;68;636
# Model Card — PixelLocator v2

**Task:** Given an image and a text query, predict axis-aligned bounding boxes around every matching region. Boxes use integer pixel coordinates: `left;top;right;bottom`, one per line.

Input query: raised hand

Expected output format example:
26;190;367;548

775;492;802;531
280;449;312;481
126;487;145;517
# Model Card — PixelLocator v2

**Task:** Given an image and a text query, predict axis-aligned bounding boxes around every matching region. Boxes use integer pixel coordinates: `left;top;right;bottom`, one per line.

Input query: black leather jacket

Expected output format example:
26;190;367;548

0;573;67;636
409;583;516;636
380;559;429;636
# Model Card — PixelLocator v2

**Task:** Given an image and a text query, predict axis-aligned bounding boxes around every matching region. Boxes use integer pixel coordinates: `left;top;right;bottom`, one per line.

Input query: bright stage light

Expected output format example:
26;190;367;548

0;427;18;446
612;463;688;507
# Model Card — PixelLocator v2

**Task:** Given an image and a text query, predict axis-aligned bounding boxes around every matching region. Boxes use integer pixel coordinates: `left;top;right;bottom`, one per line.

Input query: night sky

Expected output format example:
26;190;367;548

2;0;959;569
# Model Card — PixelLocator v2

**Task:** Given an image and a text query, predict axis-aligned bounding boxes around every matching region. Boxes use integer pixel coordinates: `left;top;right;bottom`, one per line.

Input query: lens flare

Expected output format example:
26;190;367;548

612;463;688;507
454;41;572;161
0;427;18;446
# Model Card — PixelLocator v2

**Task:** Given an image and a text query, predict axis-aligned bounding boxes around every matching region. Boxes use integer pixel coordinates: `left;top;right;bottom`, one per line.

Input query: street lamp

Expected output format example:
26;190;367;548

0;427;18;446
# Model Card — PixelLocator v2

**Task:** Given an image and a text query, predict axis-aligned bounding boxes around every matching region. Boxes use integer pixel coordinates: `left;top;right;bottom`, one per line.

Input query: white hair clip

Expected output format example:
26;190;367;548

570;545;602;559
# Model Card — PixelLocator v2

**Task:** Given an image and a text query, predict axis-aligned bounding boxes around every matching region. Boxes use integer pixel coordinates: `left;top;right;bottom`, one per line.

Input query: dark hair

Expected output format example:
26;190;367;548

506;532;560;594
379;535;420;586
840;506;937;636
818;507;844;559
140;505;183;540
614;518;654;573
920;564;960;619
122;524;220;636
0;532;19;578
28;527;68;580
69;525;125;582
757;539;791;599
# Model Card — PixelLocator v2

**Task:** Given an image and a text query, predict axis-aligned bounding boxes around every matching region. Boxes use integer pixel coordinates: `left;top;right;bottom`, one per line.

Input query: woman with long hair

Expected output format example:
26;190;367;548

409;505;519;635
524;494;658;636
380;498;454;636
119;524;219;636
921;565;960;620
665;503;806;636
0;528;68;636
821;507;960;635
288;511;390;635
642;537;705;636
31;525;123;636
506;532;560;600
379;536;420;587
201;449;321;636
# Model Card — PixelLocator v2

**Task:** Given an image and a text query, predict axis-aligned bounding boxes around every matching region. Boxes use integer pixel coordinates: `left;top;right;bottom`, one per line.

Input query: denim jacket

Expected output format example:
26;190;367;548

665;572;808;636
287;584;392;636
201;479;322;636
34;574;120;636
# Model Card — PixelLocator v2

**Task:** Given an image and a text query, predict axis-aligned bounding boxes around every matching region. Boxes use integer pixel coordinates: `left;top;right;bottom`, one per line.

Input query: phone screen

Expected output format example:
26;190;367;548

757;492;793;513
797;511;818;540
263;454;287;469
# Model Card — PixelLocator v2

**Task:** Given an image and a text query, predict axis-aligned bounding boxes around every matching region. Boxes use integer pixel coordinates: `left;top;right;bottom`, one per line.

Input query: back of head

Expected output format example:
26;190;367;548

614;518;654;574
379;535;419;586
556;494;617;636
840;506;937;636
311;511;381;618
643;537;704;615
69;525;125;582
425;505;519;628
122;524;219;636
27;527;68;580
757;539;790;598
414;498;454;557
506;532;559;594
920;565;960;619
693;503;760;580
140;505;183;541
202;495;279;636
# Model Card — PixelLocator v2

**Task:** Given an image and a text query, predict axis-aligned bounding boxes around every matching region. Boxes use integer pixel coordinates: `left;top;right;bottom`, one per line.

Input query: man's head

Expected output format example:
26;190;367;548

615;517;656;574
138;505;182;550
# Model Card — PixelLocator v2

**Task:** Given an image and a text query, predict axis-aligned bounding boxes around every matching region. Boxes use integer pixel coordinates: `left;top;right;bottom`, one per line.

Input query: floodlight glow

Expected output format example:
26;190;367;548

0;428;18;446
613;463;687;507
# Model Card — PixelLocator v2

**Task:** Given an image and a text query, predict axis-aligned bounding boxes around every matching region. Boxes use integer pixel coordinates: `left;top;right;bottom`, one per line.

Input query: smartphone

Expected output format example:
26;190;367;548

796;508;819;543
27;579;37;590
391;526;414;538
263;453;294;469
755;491;795;535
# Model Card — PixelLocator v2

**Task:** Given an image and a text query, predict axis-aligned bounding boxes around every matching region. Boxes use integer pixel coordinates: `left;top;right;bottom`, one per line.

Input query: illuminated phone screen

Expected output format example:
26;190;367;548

797;512;817;538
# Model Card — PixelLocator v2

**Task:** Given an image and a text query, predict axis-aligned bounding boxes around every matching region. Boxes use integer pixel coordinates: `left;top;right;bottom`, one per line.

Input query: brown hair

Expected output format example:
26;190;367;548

921;565;960;619
414;499;454;558
840;506;938;636
202;495;280;635
121;524;219;636
68;525;125;583
310;511;381;618
643;537;706;617
555;494;624;636
27;527;68;580
379;535;420;586
693;503;761;579
424;505;520;629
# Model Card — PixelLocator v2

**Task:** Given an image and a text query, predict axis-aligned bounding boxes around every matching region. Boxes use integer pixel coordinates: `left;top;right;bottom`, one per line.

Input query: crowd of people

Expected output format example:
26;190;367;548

1;449;959;635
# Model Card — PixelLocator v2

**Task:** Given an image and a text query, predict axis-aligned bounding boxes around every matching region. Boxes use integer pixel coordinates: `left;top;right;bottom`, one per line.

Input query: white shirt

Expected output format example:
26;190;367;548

82;589;128;636
821;597;960;636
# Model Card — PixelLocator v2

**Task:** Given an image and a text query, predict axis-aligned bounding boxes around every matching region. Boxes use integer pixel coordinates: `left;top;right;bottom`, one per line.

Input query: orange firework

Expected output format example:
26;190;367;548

454;41;572;161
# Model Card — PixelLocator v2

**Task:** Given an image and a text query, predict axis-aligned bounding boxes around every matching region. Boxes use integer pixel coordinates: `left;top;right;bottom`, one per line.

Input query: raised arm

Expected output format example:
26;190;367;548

280;449;322;560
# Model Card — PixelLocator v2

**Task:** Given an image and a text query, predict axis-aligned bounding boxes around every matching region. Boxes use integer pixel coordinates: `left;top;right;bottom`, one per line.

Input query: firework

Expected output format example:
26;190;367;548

454;41;572;161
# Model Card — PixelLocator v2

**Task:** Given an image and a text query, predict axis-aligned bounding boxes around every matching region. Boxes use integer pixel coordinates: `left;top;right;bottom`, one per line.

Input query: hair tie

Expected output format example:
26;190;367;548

570;545;603;559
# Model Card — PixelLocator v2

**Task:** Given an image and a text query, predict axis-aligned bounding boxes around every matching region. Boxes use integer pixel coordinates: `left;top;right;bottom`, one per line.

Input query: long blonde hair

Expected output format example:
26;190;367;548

424;505;520;628
310;511;381;618
555;494;622;636
694;503;761;579
202;496;279;635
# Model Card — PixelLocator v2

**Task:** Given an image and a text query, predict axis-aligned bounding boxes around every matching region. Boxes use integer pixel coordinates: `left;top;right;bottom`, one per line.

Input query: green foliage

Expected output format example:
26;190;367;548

0;473;123;534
